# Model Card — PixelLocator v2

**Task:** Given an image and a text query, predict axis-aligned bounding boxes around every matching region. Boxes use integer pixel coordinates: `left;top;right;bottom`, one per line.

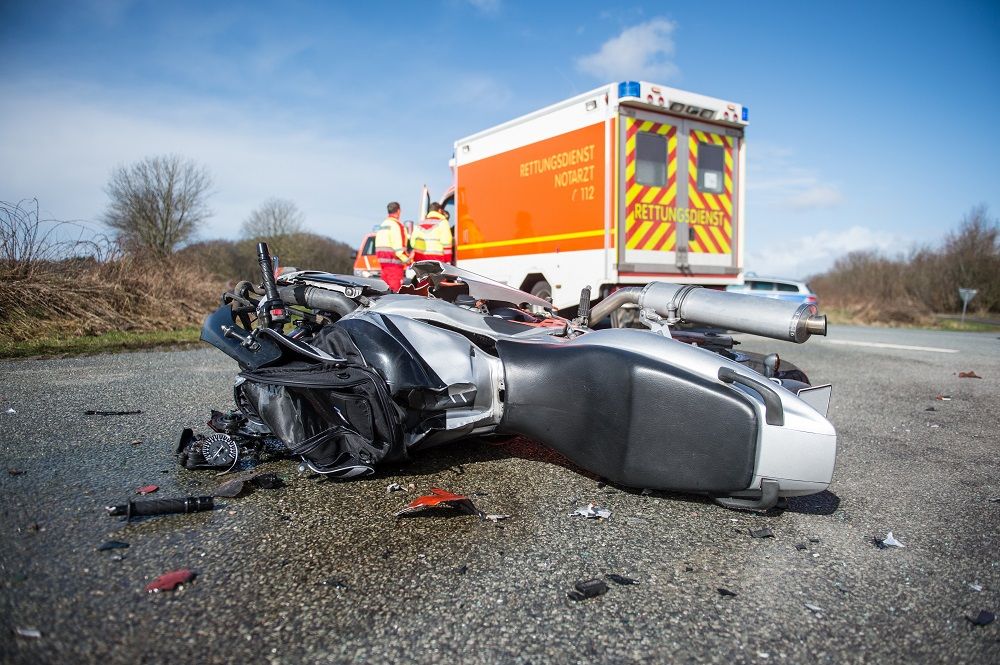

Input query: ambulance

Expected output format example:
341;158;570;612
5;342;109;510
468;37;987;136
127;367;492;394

360;80;749;315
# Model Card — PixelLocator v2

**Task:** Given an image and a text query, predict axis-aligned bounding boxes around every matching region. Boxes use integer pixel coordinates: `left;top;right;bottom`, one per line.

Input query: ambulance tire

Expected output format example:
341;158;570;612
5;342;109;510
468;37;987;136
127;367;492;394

530;280;552;303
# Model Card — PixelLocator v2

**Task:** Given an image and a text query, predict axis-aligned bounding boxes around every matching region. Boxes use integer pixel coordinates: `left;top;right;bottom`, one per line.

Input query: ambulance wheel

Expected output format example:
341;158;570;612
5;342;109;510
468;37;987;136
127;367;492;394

530;280;552;303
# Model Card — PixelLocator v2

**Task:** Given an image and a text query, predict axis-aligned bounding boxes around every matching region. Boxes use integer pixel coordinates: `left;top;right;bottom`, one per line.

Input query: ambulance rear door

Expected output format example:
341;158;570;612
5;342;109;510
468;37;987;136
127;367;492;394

617;107;742;279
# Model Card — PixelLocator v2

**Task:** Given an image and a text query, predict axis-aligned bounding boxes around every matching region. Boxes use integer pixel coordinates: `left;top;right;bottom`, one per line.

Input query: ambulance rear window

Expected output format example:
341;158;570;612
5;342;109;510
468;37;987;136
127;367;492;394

636;132;667;187
697;143;725;194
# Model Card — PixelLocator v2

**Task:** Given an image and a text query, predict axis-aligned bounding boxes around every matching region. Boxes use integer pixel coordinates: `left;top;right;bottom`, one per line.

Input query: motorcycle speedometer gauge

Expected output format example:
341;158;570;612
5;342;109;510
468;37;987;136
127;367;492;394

201;433;239;473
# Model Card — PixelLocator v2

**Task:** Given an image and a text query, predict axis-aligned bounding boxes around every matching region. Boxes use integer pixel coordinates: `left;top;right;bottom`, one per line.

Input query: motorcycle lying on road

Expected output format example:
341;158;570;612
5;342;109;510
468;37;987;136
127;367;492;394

194;243;836;510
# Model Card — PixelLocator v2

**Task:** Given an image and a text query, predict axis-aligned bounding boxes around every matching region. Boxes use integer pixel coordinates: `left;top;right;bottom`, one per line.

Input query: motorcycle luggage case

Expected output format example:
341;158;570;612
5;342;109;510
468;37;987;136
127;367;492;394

496;340;759;493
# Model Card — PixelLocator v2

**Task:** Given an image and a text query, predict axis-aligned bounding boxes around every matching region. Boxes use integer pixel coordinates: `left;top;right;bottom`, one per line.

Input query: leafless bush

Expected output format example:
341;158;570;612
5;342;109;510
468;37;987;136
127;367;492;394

104;155;213;256
241;198;305;239
810;206;1000;319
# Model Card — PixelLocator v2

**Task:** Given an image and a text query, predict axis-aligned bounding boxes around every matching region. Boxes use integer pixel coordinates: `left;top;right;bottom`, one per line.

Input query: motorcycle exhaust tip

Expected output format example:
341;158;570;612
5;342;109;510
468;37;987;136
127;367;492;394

805;314;827;337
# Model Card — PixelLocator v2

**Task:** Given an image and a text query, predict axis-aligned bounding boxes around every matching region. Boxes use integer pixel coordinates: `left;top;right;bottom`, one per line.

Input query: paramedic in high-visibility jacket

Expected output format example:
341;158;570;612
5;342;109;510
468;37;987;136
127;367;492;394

411;202;453;264
375;201;410;292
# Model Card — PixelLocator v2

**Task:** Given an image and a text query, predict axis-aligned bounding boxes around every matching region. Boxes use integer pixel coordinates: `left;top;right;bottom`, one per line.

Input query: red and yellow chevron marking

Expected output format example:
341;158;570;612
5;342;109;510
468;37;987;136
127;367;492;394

687;129;734;254
624;117;678;252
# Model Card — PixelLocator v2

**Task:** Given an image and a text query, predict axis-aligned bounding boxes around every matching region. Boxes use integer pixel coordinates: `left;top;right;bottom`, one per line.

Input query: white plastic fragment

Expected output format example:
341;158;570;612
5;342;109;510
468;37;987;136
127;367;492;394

4;408;15;415
484;514;510;523
969;582;983;592
804;603;823;613
881;531;905;548
571;504;612;519
15;627;41;638
386;483;405;494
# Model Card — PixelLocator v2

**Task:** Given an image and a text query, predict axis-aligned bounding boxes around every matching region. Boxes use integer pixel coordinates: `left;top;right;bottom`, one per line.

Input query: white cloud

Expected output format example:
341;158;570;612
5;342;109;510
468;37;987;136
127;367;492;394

749;142;844;211
745;225;902;280
785;185;844;210
576;18;679;82
0;84;430;246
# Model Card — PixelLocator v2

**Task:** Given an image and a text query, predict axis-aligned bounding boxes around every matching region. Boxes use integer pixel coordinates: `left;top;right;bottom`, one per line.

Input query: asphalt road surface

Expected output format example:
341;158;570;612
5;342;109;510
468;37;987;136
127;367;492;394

1;325;998;664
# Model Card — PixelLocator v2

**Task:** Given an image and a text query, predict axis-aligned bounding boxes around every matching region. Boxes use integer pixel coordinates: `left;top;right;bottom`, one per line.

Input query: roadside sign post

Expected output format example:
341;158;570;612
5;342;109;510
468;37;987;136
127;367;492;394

958;288;977;324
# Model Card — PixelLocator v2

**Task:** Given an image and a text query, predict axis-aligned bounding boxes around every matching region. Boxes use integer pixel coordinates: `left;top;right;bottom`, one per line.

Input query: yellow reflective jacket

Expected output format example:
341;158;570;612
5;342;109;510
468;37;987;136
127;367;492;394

374;216;409;264
411;211;453;258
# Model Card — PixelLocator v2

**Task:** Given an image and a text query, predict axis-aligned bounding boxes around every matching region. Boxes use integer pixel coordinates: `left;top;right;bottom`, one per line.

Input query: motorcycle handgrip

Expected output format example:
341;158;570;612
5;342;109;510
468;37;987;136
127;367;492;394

106;496;215;519
257;242;282;305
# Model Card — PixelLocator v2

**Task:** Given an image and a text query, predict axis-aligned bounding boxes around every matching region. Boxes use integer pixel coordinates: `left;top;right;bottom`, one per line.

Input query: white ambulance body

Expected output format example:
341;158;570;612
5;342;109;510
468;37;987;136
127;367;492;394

442;80;748;310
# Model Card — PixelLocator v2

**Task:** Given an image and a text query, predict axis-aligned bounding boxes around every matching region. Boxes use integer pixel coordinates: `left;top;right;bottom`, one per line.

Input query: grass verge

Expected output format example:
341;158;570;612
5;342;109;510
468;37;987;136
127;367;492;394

0;327;203;359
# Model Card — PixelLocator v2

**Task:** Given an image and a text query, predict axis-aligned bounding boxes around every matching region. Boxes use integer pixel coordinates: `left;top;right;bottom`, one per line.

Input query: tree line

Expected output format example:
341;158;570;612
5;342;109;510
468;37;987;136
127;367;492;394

103;154;355;277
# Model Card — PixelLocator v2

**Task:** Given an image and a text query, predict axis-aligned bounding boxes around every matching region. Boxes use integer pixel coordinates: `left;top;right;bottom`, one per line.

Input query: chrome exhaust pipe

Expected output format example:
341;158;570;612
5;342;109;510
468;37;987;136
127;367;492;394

590;283;826;343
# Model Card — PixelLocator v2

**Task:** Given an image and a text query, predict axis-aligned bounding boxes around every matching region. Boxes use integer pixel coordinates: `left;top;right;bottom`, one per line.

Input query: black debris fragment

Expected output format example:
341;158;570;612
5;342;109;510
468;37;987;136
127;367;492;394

568;579;608;601
456;565;468;575
717;587;737;597
795;543;808;551
322;577;349;590
7;468;24;476
213;479;246;498
248;473;284;490
606;574;639;586
84;410;142;416
749;527;774;539
97;540;130;551
685;566;694;572
808;537;820;543
967;610;995;626
597;478;607;489
924;406;936;412
381;549;392;559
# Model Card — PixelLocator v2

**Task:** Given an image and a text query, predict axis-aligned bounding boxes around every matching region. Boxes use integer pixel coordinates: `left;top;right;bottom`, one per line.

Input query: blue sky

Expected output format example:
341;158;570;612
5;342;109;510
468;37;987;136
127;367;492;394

1;0;998;277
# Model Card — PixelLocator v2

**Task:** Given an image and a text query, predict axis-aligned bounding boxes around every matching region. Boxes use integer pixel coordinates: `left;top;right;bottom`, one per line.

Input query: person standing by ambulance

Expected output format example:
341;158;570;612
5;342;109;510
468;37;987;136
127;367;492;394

411;202;453;264
375;201;410;292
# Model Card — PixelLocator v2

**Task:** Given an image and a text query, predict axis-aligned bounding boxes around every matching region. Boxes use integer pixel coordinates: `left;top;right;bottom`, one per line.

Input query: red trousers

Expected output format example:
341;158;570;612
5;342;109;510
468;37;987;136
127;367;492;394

412;252;450;263
378;261;404;292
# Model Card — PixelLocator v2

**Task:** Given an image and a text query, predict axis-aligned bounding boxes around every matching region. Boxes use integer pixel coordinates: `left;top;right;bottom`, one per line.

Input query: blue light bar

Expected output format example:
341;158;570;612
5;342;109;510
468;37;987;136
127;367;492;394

618;81;641;98
742;107;749;122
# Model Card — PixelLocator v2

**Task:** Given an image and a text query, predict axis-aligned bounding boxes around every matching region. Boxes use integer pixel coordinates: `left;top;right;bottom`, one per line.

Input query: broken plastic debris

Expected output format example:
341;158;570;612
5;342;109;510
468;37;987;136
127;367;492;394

14;627;40;639
130;439;143;445
5;408;16;414
935;395;952;401
145;569;195;593
214;473;283;498
213;479;246;498
396;488;482;517
135;485;159;495
957;371;982;379
717;587;737;597
749;527;774;539
248;473;284;490
97;540;130;551
484;514;511;523
795;543;808;551
386;483;405;494
804;603;823;613
606;573;639;586
8;468;24;476
808;537;820;543
967;610;995;626
969;582;983;592
875;531;905;549
567;578;608;601
571;504;612;519
84;409;142;415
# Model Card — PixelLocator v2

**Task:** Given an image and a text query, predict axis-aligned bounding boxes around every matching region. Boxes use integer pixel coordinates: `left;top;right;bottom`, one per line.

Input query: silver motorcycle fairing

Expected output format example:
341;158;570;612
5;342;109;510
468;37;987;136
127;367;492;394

340;298;835;498
569;329;836;496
